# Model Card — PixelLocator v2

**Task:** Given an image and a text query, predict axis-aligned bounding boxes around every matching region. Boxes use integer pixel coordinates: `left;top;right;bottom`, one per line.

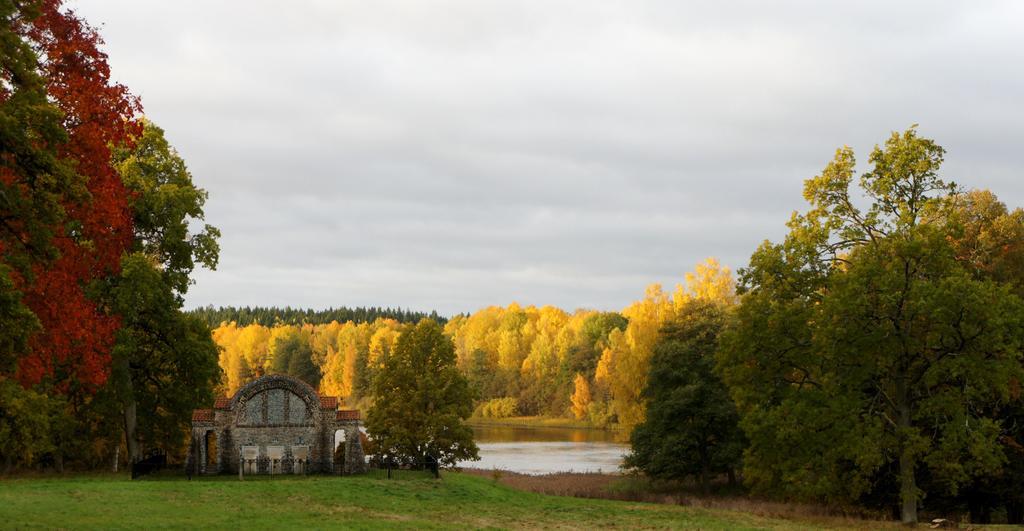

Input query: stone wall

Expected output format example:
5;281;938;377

224;425;324;473
188;374;365;475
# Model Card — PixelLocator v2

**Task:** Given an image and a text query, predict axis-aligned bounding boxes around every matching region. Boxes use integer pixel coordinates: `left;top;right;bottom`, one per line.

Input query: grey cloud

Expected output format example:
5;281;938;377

71;0;1024;314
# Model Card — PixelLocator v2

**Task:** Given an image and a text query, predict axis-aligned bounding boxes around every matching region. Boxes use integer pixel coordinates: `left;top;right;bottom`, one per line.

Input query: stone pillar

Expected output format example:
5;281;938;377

323;424;333;473
218;429;232;474
345;429;367;474
197;430;207;474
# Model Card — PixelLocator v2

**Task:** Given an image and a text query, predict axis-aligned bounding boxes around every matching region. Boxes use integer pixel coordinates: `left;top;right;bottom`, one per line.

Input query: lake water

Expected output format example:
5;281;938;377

463;424;629;475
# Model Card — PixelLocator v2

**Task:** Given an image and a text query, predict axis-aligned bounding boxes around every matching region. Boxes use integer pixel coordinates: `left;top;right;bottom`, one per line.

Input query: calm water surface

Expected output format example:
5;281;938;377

463;424;628;475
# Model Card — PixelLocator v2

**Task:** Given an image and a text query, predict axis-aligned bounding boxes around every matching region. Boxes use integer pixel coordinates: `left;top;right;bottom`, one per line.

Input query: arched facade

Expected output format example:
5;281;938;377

189;374;365;475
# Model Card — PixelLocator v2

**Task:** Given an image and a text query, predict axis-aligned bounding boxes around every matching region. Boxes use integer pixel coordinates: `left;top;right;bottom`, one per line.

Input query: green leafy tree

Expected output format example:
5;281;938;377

102;120;221;464
930;189;1024;523
114;120;220;299
287;344;321;388
269;327;320;388
0;0;86;470
625;300;744;492
0;277;38;471
104;257;221;462
718;127;1024;524
0;0;83;274
0;268;38;379
0;379;54;472
366;319;479;467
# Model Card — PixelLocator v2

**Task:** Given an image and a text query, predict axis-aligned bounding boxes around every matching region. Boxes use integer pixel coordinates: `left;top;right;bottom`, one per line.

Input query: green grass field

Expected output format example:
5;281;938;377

0;471;887;530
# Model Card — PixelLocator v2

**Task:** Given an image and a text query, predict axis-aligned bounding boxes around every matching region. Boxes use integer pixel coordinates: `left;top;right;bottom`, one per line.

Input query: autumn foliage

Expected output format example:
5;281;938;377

3;0;140;391
211;258;735;429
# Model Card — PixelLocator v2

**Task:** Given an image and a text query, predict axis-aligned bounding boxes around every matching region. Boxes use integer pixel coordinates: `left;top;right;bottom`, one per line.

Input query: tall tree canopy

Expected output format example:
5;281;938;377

366;319;478;467
114;121;219;299
942;189;1024;296
2;0;140;392
718;127;1024;524
95;120;220;464
931;189;1024;523
596;258;735;429
1;0;140;470
625;299;744;492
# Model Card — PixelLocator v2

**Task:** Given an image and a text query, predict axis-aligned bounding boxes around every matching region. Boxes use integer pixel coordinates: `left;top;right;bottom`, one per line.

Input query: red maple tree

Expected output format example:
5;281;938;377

11;0;141;392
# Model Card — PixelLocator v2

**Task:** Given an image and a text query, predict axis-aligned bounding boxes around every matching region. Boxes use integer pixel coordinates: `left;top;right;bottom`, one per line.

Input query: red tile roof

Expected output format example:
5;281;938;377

320;396;339;409
336;409;360;421
192;409;214;422
213;397;231;410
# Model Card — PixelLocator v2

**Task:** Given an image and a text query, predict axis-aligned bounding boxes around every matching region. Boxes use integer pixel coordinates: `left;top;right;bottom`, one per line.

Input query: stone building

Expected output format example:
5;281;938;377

189;374;366;475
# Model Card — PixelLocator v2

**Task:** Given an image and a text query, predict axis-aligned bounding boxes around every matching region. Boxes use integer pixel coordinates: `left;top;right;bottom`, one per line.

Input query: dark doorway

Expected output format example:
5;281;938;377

204;431;217;471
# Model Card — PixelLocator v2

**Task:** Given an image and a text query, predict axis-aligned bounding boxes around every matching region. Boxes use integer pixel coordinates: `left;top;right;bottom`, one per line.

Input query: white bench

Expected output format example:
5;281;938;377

292;446;310;474
266;446;285;474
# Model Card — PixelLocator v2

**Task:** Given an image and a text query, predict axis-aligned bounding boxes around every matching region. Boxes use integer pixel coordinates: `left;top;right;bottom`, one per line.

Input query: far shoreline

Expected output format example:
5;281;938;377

467;416;625;432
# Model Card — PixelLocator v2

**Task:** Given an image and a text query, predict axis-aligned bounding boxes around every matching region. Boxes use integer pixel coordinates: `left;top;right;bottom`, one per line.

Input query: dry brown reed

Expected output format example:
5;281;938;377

460;468;902;529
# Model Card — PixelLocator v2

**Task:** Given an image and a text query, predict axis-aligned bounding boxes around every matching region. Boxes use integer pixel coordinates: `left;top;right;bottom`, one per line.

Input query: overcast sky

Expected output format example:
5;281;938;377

72;1;1024;316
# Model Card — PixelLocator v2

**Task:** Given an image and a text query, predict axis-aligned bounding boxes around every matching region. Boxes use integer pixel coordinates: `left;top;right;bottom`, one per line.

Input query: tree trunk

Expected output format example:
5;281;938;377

124;399;139;464
700;462;710;494
116;354;142;465
1006;500;1023;525
968;496;991;524
122;363;141;465
896;377;917;525
899;448;917;524
727;468;737;487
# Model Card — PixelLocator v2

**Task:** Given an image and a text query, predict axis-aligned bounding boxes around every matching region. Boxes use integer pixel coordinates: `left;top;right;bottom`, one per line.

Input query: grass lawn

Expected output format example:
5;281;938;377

0;470;891;530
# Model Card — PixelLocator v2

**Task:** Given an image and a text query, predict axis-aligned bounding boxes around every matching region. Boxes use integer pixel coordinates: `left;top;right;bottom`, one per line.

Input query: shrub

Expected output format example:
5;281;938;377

475;397;519;419
586;400;615;427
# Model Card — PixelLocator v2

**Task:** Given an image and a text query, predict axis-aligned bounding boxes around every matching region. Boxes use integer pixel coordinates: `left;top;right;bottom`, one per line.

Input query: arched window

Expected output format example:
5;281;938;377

239;389;312;426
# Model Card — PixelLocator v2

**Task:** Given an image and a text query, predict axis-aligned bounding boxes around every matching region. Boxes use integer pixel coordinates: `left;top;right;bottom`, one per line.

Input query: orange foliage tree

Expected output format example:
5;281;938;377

10;0;141;392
